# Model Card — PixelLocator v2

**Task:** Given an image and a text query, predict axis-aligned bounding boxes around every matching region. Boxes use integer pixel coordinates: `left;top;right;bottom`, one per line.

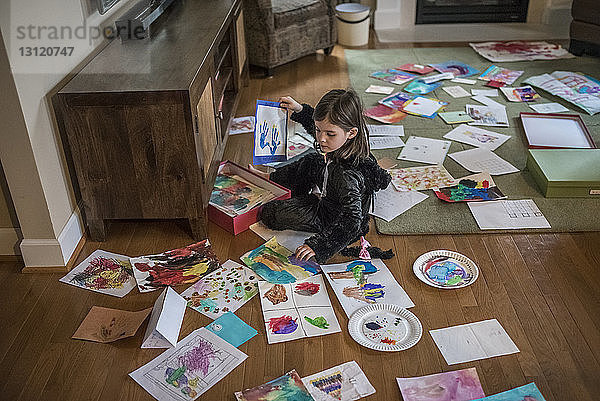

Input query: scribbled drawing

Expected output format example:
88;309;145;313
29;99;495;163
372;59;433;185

236;370;314;401
70;256;133;290
268;315;298;334
264;284;288;305
294;281;320;296
310;371;344;400
422;256;472;287
304;316;329;329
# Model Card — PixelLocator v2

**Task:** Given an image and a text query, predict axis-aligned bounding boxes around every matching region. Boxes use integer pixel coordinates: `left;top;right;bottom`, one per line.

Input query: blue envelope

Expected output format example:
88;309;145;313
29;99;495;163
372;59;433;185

205;312;257;347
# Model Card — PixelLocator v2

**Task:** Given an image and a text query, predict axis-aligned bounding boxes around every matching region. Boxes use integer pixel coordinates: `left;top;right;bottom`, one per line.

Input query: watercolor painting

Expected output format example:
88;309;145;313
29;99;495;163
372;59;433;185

302;361;376;401
321;259;414;317
419;255;475;288
130;328;247;401
259;275;341;343
364;104;407;124
470;382;546;401
429;61;479;77
370;69;416;85
404;80;442;95
180;260;258;319
60;250;136;297
434;173;506;203
254;100;288;165
396;367;486;401
210;173;272;216
235;370;316;401
131;240;221;293
469;41;574;62
389;165;456;192
479;65;523;85
378;91;415;111
229;116;255;135
241;237;320;284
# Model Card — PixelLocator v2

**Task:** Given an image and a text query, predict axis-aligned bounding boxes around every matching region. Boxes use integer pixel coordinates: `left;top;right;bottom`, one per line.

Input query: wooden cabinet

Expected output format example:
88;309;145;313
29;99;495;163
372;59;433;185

53;0;247;241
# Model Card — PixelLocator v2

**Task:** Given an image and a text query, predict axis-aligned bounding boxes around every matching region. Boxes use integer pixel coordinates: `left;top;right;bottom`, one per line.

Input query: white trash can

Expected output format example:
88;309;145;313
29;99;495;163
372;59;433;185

335;3;371;47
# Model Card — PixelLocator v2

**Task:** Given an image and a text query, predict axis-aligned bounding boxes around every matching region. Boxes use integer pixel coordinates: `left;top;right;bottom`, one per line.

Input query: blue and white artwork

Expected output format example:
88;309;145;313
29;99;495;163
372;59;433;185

253;100;288;165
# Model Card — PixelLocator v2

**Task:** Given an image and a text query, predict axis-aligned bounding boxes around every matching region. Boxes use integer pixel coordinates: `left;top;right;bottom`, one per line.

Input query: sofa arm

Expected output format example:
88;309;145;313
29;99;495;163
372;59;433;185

242;0;275;33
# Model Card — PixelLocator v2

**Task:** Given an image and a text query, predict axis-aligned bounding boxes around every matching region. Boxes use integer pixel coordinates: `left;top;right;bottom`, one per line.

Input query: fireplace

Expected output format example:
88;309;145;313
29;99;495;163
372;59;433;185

416;0;529;24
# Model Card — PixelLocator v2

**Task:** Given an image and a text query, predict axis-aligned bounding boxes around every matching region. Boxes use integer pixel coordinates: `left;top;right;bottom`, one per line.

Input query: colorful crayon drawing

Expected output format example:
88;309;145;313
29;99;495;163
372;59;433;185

294;281;320;296
180;260;258;319
422;256;473;287
304;316;329;329
302;361;376;401
131;240;221;293
396;367;486;401
59;250;136;297
310;371;343;400
470;382;546;401
241;237;320;284
235;370;315;401
254;100;287;164
434;177;506;202
429;61;479;77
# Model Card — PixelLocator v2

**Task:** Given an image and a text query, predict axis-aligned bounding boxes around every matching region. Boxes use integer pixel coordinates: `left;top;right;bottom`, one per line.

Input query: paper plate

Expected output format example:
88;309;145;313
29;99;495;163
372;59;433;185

348;304;422;352
413;250;479;289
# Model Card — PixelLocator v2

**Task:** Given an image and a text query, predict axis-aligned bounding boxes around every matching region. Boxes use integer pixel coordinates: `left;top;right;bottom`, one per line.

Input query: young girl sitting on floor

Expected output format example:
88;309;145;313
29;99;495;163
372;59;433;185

249;89;392;263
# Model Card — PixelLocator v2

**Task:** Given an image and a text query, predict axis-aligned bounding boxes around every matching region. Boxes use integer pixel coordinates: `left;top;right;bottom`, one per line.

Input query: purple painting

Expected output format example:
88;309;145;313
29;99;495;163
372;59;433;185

396;367;485;401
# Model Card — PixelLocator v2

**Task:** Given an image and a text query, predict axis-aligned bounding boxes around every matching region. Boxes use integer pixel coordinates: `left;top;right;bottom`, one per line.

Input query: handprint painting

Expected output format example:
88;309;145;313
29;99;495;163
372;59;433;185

253;100;288;164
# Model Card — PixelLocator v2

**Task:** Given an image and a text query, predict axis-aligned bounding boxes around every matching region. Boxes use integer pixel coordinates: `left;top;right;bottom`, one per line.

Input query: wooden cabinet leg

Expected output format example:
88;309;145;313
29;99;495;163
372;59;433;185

88;218;106;241
189;217;208;240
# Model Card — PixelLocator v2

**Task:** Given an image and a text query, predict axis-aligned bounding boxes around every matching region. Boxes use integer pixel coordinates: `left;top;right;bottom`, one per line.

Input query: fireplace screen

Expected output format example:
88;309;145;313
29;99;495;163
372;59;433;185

416;0;529;24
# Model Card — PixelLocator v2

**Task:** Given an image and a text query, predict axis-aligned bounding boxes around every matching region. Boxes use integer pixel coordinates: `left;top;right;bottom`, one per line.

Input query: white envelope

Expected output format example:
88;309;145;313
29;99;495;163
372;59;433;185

141;286;187;348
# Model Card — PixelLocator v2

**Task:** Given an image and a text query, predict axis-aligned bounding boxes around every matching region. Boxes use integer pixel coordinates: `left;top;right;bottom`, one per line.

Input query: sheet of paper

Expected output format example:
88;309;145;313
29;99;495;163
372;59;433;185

131;240;221;293
259;274;341;344
59;250;136;297
471;89;499;97
396;368;485;401
377;157;398;170
141;287;187;348
466;104;509;127
302;361;376;401
421;72;454;83
443;124;510;151
451;78;476;85
449;148;519;175
180;260;258;319
398;136;451;164
389;165;456;191
365;84;394;94
429;319;520;365
471;95;506;108
131;327;247;401
250;221;313;252
367;124;404;136
529;102;569;113
439;111;474;124
236;370;313;401
72;306;152;343
430;61;479;77
442;85;471;98
229;116;255;135
370;183;429;222
468;199;551;229
321;259;414;317
402;97;447;118
254;100;288;164
469;382;547;401
205;312;257;347
524;73;600;115
369;136;405;150
470;40;574;62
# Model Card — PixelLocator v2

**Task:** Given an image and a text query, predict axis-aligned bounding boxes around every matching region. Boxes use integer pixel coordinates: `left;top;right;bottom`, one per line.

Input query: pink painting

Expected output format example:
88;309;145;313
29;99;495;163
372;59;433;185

396;367;486;401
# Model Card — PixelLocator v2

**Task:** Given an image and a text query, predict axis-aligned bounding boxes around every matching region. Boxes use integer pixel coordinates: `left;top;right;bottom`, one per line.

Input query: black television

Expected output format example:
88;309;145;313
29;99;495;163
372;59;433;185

97;0;120;15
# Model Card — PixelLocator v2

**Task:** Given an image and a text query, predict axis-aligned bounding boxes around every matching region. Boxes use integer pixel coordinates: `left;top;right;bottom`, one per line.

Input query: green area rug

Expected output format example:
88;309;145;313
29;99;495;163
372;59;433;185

345;48;600;234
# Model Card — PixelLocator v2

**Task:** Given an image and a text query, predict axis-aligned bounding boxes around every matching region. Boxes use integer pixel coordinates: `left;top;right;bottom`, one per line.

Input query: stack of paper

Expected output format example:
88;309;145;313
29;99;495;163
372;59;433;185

210;173;275;217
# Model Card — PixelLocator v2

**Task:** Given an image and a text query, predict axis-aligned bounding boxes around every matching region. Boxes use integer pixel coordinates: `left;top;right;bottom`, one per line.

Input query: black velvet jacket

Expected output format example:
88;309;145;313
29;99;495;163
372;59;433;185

269;104;391;263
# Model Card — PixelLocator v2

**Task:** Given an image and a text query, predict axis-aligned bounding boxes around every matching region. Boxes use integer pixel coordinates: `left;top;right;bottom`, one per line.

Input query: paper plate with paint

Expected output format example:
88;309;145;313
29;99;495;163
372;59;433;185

413;250;479;289
348;304;422;352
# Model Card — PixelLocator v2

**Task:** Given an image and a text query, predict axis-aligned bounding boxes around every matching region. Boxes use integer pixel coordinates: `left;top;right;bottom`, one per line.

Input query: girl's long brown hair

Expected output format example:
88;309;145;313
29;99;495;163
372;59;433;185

313;89;370;164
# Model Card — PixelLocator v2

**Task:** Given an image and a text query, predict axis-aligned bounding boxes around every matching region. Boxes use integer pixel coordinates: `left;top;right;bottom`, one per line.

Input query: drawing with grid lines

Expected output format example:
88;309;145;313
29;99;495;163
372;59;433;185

468;200;551;230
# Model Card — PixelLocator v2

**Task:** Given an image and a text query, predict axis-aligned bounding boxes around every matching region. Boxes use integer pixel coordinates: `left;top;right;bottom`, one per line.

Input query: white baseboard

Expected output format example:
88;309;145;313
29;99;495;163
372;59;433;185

57;203;84;264
0;227;22;255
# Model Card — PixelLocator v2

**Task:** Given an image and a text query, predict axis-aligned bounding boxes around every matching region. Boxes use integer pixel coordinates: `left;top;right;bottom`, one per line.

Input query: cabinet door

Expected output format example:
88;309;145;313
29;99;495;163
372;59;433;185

235;9;247;76
195;79;218;180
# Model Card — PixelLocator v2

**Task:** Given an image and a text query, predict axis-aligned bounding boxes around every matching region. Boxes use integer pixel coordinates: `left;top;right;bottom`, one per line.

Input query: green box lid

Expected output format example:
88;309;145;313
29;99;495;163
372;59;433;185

528;149;600;186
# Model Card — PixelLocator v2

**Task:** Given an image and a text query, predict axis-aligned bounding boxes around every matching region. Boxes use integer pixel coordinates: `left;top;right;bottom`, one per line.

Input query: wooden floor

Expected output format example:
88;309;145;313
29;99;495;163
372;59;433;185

1;38;599;401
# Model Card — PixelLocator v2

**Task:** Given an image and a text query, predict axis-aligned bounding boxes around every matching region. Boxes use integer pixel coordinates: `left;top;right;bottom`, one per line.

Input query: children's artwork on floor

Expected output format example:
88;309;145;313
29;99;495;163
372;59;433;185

439;111;474;125
396;367;485;401
205;312;257;347
378;91;415;110
471;89;499;97
429;61;479;77
229;116;255;135
402;97;448;119
404;80;442;95
443;124;510;151
468;199;551;230
442;85;471;98
210;173;274;217
434;172;506;202
364;104;407;124
180;260;258;319
389;165;456;192
466;104;509;127
59;250;136;297
451;77;476;85
141;287;187;348
259;275;341;343
301;361;376;401
478;65;523;85
370;69;416;85
249;221;313;253
369;136;405;150
469;41;574;62
397;136;451;164
365;84;394;95
429;318;520;365
449;148;519;175
131;240;221;293
370;183;429;222
551;71;600;95
254;100;288;164
529;102;569;114
500;86;540;102
72;306;152;343
130;327;247;401
367;124;405;137
470;382;546;401
524;73;600;115
288;133;315;159
398;63;434;75
421;72;455;84
471;95;505;109
241;237;320;284
235;370;315;401
321;259;414;317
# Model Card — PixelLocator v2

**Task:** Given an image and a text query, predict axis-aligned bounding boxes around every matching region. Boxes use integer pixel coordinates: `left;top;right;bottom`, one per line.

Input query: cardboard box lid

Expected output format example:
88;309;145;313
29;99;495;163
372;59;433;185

528;149;600;187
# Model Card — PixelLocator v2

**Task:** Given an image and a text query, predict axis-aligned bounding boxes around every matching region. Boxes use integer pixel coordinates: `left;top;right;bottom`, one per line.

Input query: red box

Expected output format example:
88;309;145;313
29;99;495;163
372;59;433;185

207;161;291;235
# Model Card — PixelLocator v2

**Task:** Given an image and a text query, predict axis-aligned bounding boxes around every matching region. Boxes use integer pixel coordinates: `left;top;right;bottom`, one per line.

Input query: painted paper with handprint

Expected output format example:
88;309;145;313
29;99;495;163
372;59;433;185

253;100;288;164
